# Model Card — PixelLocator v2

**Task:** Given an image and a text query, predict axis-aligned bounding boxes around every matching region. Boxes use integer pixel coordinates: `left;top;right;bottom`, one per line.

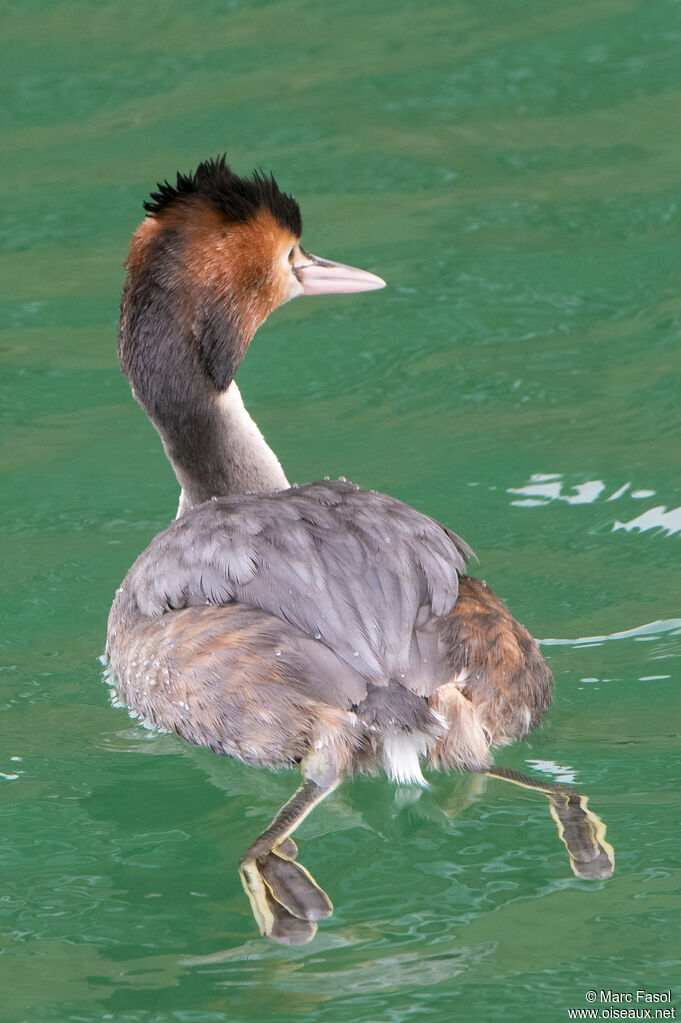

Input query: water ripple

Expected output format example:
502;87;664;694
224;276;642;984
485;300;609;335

540;618;681;647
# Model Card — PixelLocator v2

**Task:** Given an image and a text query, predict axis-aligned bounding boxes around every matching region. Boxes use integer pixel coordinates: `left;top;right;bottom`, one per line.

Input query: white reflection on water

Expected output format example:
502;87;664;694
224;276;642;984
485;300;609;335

613;504;681;537
525;759;577;784
540;618;681;647
508;473;606;506
508;473;681;537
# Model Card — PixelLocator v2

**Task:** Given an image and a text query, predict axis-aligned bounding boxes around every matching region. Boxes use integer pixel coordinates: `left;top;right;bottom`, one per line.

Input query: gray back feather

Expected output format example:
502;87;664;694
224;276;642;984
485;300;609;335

115;480;473;694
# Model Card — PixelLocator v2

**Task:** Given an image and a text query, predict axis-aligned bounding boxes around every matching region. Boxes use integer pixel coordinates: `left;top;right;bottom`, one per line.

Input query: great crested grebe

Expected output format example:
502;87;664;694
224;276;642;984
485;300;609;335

107;156;613;944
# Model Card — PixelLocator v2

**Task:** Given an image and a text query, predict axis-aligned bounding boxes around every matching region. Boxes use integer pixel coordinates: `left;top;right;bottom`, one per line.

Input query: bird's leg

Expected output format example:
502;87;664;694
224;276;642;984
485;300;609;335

484;767;615;880
239;748;342;945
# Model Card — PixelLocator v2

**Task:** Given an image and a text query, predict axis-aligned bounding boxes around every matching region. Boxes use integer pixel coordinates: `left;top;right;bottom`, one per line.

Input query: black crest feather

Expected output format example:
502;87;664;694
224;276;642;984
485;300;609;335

143;155;302;237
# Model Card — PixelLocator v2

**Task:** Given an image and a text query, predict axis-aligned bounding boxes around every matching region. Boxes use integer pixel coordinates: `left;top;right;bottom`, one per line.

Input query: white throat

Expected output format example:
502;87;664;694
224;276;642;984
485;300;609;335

176;382;289;517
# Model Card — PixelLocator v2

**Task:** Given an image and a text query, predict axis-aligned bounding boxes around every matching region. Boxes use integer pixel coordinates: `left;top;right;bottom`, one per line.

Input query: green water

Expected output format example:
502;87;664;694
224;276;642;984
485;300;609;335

2;1;680;1020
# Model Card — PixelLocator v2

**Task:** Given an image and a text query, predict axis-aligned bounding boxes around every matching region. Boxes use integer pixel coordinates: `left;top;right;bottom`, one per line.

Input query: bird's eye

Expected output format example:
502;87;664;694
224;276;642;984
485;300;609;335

288;246;295;264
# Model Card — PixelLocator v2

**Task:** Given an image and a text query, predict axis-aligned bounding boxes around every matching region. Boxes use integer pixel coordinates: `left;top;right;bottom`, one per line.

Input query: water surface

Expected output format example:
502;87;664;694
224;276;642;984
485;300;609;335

1;2;680;1021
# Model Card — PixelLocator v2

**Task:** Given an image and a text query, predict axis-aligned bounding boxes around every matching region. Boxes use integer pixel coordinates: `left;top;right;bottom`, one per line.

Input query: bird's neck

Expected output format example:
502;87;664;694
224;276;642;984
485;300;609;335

175;381;289;516
118;271;289;516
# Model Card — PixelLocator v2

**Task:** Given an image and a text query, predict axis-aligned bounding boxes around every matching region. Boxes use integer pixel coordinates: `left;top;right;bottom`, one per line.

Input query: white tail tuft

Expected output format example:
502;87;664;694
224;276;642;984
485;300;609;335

382;731;430;786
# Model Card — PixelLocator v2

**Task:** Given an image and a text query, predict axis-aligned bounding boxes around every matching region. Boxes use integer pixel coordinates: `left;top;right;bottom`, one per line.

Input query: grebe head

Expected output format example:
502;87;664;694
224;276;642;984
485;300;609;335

118;156;385;504
126;156;385;358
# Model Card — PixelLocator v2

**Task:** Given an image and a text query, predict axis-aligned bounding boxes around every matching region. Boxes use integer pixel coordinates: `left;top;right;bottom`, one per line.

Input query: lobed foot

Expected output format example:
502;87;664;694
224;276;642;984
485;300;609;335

485;767;614;880
239;841;332;945
548;791;615;880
